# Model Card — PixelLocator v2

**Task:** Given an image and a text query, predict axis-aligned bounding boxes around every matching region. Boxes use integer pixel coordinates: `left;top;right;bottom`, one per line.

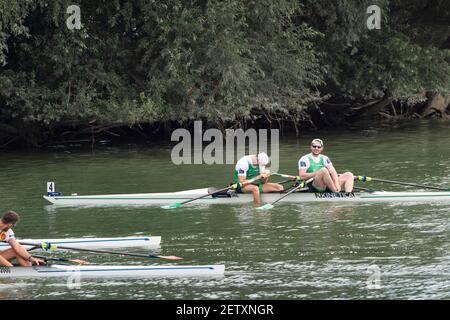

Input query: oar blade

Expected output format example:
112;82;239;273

70;259;90;265
153;255;183;260
256;204;274;210
161;203;182;210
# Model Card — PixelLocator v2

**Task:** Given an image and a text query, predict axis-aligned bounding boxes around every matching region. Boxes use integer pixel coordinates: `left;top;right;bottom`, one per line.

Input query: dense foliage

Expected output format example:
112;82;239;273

0;0;449;146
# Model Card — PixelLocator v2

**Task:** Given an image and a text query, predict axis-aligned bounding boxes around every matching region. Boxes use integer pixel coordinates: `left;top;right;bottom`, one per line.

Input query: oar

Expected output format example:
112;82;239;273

258;173;297;186
277;179;295;185
32;254;89;265
352;186;376;193
271;173;298;180
161;177;259;209
256;178;312;210
355;175;450;191
19;241;183;261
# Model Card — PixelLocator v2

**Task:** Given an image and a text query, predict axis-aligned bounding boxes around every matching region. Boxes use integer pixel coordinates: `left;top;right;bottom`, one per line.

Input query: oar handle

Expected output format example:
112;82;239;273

355;175;373;182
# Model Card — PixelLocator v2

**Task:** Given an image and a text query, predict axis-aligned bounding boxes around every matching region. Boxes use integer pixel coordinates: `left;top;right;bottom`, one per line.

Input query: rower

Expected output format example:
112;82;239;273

0;211;45;267
298;139;354;193
233;152;284;205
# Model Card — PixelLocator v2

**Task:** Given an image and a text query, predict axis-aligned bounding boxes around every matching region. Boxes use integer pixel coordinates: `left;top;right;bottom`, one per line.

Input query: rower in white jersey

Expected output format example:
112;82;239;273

234;152;284;205
298;139;354;193
0;211;45;267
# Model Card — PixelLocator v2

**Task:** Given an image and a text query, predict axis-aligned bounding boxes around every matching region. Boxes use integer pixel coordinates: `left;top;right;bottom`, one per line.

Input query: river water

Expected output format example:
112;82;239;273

0;120;449;299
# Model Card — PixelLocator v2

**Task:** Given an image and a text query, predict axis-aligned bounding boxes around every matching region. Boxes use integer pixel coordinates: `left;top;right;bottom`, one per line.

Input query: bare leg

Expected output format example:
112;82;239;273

313;167;338;192
242;184;261;206
338;172;354;192
0;248;31;267
262;183;284;193
0;253;14;267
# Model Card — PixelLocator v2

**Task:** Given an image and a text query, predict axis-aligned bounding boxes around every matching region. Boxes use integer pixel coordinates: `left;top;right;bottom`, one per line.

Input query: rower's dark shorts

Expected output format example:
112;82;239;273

307;180;331;193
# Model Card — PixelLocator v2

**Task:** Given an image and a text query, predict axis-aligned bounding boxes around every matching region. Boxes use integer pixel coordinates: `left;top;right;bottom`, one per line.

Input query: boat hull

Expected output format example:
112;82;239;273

0;236;161;251
0;264;225;278
43;188;450;206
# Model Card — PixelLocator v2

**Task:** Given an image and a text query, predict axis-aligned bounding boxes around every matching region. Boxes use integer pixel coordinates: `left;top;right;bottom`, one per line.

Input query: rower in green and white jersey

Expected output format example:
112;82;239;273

234;152;284;205
298;139;354;193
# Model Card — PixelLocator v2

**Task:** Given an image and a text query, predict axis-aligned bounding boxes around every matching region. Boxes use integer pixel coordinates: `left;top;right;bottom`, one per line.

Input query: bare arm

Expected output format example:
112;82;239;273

238;173;268;185
299;168;315;181
9;238;31;260
9;238;45;265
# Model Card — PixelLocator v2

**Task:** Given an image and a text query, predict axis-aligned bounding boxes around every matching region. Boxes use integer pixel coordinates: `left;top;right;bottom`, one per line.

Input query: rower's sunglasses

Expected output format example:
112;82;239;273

311;145;322;149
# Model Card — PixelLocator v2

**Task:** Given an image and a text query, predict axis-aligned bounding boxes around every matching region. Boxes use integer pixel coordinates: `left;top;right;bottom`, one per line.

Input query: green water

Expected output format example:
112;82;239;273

0;120;449;299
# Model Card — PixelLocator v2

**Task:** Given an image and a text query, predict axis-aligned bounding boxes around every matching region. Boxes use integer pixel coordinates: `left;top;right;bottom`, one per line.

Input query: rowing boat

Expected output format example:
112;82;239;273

43;187;450;206
0;236;161;251
0;264;225;278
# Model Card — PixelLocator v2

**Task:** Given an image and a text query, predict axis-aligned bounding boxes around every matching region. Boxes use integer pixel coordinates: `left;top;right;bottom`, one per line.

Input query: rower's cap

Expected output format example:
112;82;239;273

257;152;270;166
311;138;324;147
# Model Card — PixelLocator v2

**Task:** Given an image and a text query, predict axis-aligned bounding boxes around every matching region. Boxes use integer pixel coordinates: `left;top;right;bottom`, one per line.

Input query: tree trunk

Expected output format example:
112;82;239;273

421;93;450;117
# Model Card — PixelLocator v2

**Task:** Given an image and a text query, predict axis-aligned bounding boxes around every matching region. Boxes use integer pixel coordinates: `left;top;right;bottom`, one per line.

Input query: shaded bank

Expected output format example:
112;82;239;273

2;112;449;150
1;0;449;147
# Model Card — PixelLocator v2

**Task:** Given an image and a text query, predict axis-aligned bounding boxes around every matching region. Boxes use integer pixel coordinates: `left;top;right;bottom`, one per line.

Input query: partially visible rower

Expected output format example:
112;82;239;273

0;211;45;267
298;139;354;193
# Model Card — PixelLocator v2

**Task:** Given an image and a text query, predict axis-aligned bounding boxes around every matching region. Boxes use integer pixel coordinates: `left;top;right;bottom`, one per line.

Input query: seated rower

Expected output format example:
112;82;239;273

0;211;45;267
234;152;284;205
298;139;354;193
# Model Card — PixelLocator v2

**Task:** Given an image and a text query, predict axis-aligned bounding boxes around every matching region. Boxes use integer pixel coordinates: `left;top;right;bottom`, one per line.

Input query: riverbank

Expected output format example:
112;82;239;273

1;111;449;150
